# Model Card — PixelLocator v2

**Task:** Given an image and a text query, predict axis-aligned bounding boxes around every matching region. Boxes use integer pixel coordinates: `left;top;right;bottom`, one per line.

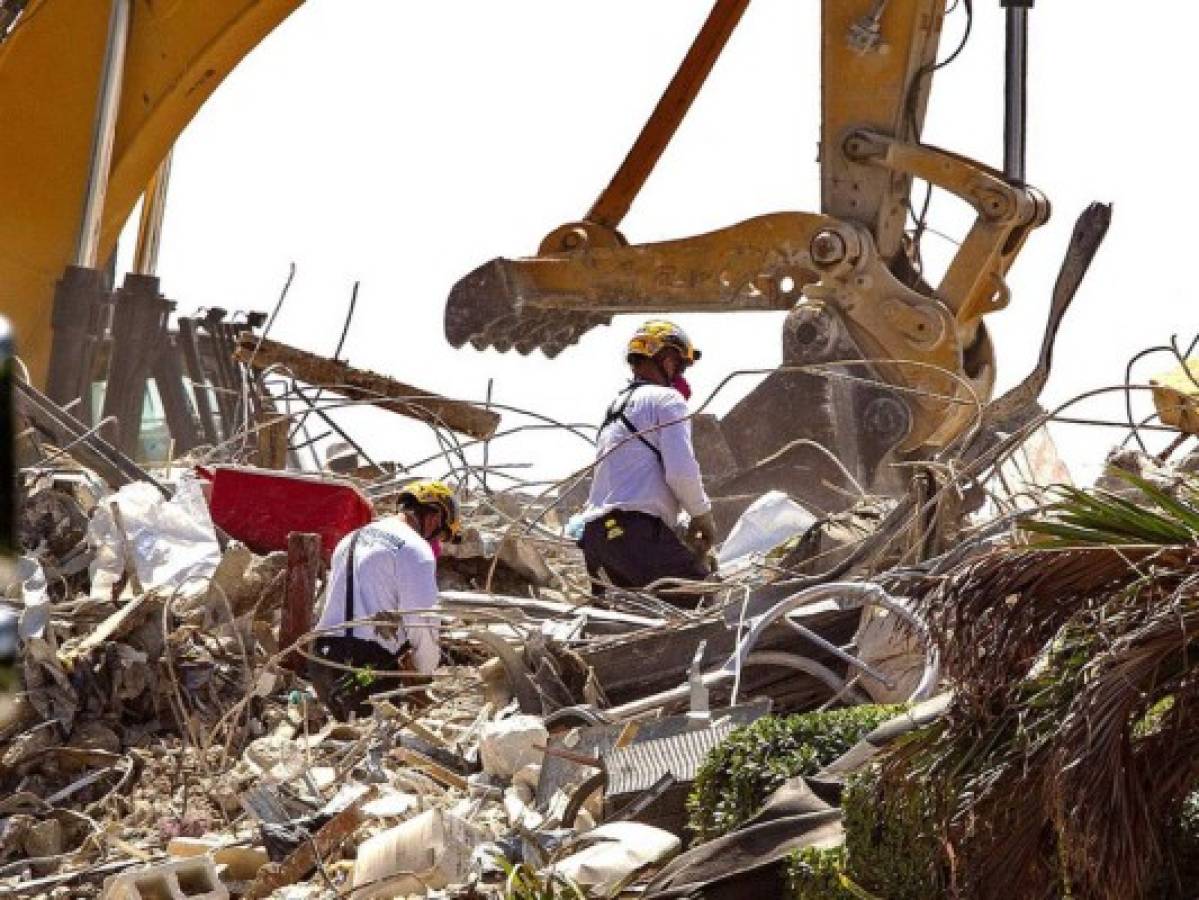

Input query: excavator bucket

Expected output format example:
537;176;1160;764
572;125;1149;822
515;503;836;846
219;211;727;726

446;259;611;358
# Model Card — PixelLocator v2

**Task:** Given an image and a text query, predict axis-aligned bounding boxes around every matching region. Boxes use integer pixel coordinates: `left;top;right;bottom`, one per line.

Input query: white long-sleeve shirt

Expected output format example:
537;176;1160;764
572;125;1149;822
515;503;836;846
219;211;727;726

582;381;712;528
316;517;440;674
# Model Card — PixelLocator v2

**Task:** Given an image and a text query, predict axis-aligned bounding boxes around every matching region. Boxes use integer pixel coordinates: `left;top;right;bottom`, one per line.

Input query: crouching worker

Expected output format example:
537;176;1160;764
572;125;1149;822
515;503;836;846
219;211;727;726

309;480;460;720
580;320;717;608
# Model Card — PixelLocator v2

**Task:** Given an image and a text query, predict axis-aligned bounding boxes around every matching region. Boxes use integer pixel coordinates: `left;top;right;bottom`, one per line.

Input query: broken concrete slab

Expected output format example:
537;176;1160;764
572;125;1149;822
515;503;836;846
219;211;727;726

480;715;548;778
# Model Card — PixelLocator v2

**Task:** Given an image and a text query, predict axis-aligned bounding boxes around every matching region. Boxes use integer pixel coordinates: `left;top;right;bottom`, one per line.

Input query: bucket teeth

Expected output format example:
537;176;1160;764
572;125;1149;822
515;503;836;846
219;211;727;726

445;259;609;356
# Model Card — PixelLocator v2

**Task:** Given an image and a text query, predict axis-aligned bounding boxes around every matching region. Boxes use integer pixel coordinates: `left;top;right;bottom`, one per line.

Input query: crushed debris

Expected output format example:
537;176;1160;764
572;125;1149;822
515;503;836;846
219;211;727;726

14;265;1199;900
11;300;1199;900
1;361;955;898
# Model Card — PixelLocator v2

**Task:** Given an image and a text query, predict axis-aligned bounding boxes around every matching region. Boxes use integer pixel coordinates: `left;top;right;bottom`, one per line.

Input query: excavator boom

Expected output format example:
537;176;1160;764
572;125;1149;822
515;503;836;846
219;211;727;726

0;0;303;387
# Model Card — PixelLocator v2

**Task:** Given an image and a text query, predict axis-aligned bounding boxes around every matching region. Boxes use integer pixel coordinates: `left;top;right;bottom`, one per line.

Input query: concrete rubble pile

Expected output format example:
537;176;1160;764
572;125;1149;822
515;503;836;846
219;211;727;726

0;436;937;899
5;344;1116;899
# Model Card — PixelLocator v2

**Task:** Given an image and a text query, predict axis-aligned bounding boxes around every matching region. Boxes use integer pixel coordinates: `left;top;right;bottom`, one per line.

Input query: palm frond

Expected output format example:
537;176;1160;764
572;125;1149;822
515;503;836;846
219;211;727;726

1023;473;1199;547
871;473;1199;899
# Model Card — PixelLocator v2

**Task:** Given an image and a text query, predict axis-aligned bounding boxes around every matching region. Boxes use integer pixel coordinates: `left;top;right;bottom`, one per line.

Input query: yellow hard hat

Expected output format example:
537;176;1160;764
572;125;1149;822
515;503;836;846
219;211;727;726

626;320;701;366
398;479;462;543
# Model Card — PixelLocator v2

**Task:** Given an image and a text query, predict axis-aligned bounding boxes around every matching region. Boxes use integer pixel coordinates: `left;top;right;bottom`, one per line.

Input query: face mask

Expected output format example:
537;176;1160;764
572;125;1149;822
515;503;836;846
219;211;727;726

671;375;692;401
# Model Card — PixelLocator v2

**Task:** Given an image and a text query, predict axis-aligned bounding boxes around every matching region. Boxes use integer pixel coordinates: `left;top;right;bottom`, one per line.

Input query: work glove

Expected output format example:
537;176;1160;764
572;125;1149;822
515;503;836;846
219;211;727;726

685;511;718;556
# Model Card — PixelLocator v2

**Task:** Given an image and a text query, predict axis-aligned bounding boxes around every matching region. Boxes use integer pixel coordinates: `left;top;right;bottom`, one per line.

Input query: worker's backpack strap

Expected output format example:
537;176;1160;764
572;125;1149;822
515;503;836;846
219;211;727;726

343;529;363;639
601;382;664;466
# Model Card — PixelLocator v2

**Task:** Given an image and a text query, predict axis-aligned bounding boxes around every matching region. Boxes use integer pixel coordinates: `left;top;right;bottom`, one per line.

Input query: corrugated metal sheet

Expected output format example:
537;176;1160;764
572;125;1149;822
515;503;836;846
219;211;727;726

604;720;737;796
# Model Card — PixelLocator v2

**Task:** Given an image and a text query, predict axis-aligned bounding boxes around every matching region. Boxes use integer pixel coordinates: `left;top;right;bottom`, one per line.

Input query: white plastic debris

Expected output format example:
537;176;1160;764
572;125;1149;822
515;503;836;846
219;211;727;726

361;789;420;819
479;715;547;778
549;822;681;897
350;808;485;898
564;513;586;542
9;555;49;640
89;475;220;598
717;490;817;569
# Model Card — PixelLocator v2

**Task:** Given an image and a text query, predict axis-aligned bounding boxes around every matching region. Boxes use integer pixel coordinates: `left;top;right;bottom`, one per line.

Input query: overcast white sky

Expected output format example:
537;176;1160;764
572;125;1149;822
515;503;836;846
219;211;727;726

121;0;1196;490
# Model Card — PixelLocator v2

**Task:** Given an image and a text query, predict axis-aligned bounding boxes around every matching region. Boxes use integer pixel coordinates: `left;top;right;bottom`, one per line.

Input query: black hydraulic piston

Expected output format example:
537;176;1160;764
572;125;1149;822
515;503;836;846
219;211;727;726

1002;0;1034;184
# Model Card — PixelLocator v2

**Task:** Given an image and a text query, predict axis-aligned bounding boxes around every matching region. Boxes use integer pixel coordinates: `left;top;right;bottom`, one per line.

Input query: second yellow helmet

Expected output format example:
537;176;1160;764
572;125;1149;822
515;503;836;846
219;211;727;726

398;479;462;543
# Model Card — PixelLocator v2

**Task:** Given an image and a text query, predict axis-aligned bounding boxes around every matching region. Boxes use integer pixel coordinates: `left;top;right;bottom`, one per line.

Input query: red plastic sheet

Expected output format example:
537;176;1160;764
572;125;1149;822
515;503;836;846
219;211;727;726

201;467;372;562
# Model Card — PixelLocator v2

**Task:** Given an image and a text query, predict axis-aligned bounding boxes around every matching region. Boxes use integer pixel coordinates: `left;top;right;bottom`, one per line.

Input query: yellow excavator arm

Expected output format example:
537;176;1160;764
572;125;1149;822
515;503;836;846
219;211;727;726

0;0;303;386
445;0;1055;504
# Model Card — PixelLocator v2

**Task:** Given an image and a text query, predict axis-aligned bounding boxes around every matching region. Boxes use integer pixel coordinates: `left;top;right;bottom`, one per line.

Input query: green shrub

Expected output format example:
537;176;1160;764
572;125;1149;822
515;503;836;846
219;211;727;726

687;705;904;842
787;845;859;899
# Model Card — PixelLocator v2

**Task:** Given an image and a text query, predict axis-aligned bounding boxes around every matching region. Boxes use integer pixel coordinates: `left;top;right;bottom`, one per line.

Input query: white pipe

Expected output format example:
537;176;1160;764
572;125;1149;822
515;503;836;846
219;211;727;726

727;582;940;706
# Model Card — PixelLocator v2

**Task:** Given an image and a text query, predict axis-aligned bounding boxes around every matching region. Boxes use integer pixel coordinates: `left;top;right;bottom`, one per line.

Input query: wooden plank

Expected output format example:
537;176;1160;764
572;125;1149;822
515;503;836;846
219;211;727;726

244;789;372;900
234;334;500;441
255;409;289;470
280;532;320;673
392;747;469;791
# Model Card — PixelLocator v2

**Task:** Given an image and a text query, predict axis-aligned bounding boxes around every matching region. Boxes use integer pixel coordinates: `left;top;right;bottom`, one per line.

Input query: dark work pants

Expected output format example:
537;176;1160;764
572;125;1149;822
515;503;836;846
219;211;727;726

309;635;408;721
580;509;711;609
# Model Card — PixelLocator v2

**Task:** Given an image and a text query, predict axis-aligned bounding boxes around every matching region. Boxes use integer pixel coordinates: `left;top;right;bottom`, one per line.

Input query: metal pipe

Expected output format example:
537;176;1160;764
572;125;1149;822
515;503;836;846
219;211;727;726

286;384;385;474
13;377;170;497
605;583;923;720
782;617;896;688
1002;1;1032;183
75;0;132;268
744;651;867;703
586;0;753;229
133;150;173;276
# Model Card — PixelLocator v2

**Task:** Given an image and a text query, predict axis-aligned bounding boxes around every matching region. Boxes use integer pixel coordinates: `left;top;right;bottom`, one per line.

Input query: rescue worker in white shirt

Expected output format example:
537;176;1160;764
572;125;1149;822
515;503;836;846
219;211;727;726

309;480;459;720
579;320;717;608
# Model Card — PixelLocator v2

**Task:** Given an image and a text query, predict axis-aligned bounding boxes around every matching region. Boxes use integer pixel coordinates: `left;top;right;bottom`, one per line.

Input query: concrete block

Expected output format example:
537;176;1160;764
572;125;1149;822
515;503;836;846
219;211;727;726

479;715;547;778
167;837;269;882
103;856;228;900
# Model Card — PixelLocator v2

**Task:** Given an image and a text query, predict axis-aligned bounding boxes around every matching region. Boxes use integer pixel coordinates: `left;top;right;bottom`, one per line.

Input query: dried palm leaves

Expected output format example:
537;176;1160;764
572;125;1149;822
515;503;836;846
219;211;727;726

874;471;1199;899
